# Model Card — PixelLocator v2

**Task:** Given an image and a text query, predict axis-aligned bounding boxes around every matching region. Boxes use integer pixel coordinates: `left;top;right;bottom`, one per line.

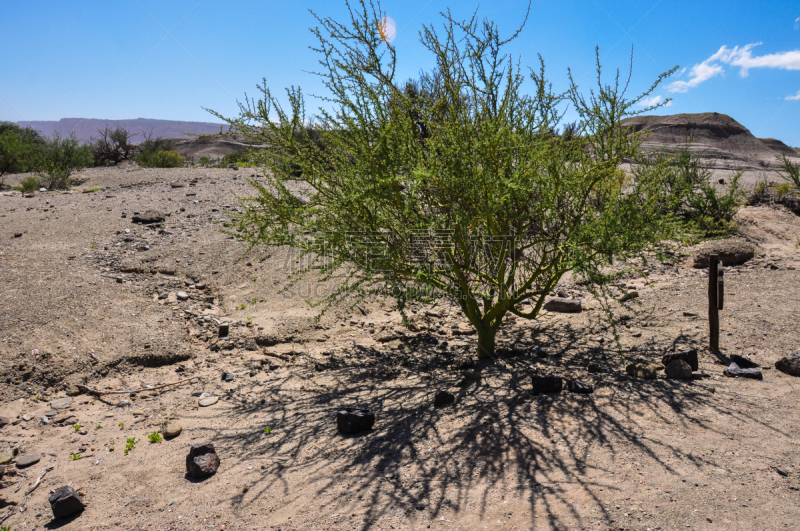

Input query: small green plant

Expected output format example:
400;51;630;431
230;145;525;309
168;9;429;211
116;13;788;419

247;317;252;323
252;276;257;281
95;424;103;430
73;424;83;431
34;395;41;401
124;437;137;455
147;431;163;443
222;308;227;312
70;453;81;460
118;422;124;429
199;155;211;166
776;182;793;199
1;525;11;531
263;427;272;434
251;298;257;303
82;187;101;193
17;176;38;193
90;243;96;249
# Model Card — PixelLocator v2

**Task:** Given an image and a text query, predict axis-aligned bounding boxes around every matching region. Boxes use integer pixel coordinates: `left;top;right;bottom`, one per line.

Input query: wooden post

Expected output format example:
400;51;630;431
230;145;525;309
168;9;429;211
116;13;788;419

709;254;719;353
717;262;724;310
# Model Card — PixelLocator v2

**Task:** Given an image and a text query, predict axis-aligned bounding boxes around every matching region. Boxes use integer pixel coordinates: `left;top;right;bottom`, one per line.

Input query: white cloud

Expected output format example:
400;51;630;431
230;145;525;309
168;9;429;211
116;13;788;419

638;95;672;107
795;16;799;30
668;43;800;92
787;90;800;101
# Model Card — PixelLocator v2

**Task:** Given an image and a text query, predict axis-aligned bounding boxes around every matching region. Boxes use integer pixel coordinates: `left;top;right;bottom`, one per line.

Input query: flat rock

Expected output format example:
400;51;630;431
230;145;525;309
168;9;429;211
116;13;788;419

49;485;85;519
177;291;189;301
543;297;582;313
665;359;693;379
626;362;658;380
433;390;455;408
531;375;563;394
163;423;183;438
692;238;755;268
662;349;699;371
198;393;218;407
50;397;73;410
16;451;41;468
566;379;594;394
0;448;13;465
775;353;800;376
169;181;185;188
186;442;220;477
337;407;375;434
724;362;763;380
131;210;165;224
0;416;11;428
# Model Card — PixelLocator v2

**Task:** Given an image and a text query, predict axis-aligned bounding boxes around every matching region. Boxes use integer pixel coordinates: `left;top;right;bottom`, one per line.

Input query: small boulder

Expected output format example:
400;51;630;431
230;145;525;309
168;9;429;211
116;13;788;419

0;416;11;428
163;424;182;438
662;349;699;371
775;353;800;376
198;393;218;407
531;375;563;394
186;442;220;478
66;385;81;396
566;379;594;394
433;391;455;408
336;407;375;434
665;359;693;380
626;362;658;380
723;362;763;380
49;485;85;519
0;448;13;465
543;298;582;313
131;210;165;224
176;291;189;301
692;238;755;268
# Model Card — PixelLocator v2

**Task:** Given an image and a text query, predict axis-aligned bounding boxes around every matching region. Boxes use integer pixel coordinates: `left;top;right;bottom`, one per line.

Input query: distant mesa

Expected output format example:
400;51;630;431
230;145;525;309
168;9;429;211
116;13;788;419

621;112;799;171
15;117;230;144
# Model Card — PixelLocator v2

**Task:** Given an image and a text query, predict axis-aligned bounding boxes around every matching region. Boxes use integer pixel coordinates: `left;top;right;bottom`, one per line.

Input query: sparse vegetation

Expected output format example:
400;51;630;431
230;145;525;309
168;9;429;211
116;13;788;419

73;424;83;431
147;431;163;443
779;155;800;189
16;176;38;193
70;453;81;460
0;121;43;186
210;0;678;358
198;155;211;166
263;427;272;434
36;131;93;189
90;125;137;165
136;150;185;168
124;437;137;455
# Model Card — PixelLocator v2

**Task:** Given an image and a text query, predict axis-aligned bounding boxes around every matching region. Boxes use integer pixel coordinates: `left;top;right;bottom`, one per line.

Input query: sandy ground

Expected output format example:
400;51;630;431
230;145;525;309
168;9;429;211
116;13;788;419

1;164;800;531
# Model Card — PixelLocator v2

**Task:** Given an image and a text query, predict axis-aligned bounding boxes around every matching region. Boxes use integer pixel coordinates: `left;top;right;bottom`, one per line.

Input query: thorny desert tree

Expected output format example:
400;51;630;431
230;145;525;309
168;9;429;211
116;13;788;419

211;0;679;358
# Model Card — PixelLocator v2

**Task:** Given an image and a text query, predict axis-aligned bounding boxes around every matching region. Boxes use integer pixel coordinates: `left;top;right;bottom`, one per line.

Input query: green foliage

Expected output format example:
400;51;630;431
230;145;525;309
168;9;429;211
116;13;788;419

199;156;211;166
37;132;93;189
82;187;102;193
70;453;81;460
775;182;793;198
124;437;137;455
147;431;163;443
118;422;124;429
779;155;800;188
220;151;250;167
210;0;678;358
263;426;272;434
95;424;103;429
136;150;185;168
73;424;83;431
0;122;43;184
17;176;38;193
634;145;744;237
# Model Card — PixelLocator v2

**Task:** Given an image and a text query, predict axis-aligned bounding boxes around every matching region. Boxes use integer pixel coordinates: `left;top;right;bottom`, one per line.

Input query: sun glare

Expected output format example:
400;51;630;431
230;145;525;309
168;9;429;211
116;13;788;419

378;16;396;43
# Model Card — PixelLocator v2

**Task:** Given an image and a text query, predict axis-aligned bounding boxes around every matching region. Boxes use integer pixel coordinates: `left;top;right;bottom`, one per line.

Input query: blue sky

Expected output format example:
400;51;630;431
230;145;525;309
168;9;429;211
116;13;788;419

1;0;799;145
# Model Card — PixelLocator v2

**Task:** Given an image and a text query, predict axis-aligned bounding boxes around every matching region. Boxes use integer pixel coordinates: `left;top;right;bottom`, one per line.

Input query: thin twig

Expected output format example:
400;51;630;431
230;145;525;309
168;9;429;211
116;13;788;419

76;376;198;396
25;466;54;496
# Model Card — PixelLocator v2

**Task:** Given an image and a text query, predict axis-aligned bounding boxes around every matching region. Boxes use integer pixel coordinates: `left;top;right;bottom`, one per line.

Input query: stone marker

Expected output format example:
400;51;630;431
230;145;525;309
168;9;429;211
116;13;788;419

626;362;658;380
543;298;582;313
337;407;375;434
433;391;455;408
49;485;85;519
531;375;563;394
186;442;220;478
566;379;594;394
775;353;800;376
723;362;763;380
665;359;693;380
16;451;41;468
662;349;699;371
50;397;73;410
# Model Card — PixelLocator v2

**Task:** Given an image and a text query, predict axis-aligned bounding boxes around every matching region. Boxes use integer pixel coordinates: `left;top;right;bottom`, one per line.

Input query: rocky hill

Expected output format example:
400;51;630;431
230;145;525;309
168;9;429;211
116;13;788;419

621;112;799;171
17;118;230;144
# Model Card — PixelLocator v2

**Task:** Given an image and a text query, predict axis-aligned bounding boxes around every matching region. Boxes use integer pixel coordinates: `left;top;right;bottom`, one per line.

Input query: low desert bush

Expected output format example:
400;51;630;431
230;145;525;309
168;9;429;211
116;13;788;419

17;176;38;193
0;122;44;185
136;150;185;168
37;132;93;189
198;156;211;166
779;155;800;189
90;125;136;165
749;179;800;216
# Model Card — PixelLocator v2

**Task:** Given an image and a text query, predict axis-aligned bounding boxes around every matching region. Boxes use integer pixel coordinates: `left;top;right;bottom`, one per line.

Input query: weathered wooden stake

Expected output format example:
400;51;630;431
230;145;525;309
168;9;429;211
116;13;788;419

709;254;719;352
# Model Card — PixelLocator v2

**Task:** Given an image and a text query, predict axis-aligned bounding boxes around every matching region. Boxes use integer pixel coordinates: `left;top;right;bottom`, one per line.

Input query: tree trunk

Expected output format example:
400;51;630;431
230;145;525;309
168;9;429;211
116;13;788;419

476;327;496;358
